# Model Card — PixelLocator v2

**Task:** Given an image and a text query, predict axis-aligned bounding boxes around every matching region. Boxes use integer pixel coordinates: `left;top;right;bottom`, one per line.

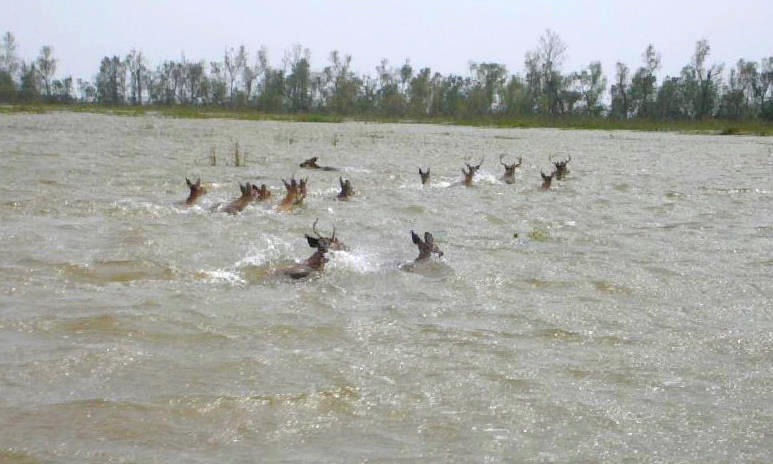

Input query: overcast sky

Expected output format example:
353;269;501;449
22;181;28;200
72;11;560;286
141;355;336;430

3;0;771;82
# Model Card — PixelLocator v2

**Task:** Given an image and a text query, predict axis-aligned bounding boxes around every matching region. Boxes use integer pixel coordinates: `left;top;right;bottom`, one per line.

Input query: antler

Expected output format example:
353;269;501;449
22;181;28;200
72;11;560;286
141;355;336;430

312;218;336;240
312;218;321;238
499;154;507;167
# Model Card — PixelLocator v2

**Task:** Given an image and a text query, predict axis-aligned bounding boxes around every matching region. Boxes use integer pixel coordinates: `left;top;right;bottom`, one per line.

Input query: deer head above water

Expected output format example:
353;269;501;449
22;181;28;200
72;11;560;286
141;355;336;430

305;218;347;251
419;167;430;185
336;177;354;200
278;177;308;212
499;155;522;184
540;171;555;191
184;177;207;206
300;156;338;171
282;223;333;279
411;230;444;262
254;184;271;201
223;182;259;214
551;155;571;180
461;158;484;186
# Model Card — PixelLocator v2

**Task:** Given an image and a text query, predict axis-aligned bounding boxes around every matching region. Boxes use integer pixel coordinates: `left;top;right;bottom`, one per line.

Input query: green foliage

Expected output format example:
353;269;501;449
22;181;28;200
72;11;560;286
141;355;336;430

3;31;773;128
0;70;15;102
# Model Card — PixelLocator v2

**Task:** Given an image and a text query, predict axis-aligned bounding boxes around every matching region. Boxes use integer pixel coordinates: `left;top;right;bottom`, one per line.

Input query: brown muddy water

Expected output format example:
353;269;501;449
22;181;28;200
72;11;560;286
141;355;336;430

0;112;772;463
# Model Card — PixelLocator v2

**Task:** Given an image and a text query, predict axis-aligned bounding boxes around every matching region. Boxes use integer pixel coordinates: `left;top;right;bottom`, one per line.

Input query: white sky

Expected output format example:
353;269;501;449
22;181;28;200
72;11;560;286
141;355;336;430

3;0;771;83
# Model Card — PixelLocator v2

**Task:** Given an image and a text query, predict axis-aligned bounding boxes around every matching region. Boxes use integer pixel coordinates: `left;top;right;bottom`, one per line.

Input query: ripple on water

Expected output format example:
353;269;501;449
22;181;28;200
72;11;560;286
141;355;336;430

59;260;177;284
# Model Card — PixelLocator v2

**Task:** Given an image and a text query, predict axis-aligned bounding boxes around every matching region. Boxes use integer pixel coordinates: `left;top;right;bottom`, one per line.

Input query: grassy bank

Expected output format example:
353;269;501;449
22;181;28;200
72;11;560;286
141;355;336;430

2;103;771;136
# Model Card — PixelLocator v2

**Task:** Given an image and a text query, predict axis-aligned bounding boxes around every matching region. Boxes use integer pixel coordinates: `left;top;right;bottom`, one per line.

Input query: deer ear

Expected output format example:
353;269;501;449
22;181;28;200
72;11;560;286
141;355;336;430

186;177;192;187
411;230;421;245
306;234;320;248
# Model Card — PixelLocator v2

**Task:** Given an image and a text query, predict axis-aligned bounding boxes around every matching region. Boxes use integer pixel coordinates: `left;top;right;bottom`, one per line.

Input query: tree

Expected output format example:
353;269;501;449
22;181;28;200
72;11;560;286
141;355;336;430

285;44;312;112
760;57;773;119
573;61;606;116
36;46;56;97
0;32;20;78
524;29;568;115
0;69;15;102
538;29;568;114
610;62;630;119
692;39;723;119
125;49;147;105
19;62;40;101
501;74;531;116
96;56;125;104
207;61;227;105
469;62;508;113
630;44;660;117
224;45;247;105
408;67;432;116
399;60;413;95
77;78;96;103
323;50;360;114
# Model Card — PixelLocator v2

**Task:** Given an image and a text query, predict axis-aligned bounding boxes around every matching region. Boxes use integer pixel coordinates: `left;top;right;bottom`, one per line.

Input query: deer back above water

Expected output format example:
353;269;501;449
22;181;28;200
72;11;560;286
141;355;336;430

223;182;258;214
278;177;307;212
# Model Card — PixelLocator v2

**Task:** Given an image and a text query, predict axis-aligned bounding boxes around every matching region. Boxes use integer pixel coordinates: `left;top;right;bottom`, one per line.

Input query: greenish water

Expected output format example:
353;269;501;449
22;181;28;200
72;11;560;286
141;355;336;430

1;113;772;462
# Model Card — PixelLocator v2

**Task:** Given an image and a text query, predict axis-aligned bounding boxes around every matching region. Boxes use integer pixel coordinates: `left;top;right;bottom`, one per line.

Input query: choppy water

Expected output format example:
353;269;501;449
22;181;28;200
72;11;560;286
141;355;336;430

1;112;772;463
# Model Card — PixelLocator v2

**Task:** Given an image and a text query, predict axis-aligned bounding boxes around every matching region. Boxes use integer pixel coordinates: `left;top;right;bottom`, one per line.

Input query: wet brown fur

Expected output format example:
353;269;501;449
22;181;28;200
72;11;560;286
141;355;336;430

184;177;207;206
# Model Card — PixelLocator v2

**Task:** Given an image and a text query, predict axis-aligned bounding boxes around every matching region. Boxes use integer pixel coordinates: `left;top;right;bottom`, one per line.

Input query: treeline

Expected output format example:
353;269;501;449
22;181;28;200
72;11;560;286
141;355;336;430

1;30;772;121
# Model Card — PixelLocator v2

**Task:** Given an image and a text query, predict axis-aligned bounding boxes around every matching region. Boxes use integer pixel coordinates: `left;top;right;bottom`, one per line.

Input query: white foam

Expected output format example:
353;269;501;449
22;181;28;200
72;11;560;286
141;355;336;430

198;269;245;286
235;235;293;267
329;250;381;274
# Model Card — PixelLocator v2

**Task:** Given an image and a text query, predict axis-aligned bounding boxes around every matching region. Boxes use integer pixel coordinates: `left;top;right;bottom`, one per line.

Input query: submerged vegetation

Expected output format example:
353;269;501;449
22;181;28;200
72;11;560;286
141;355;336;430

1;29;771;135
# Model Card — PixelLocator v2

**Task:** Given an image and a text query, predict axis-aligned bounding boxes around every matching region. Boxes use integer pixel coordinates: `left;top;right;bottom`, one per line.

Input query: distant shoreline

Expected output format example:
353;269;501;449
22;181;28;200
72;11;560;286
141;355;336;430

2;104;771;136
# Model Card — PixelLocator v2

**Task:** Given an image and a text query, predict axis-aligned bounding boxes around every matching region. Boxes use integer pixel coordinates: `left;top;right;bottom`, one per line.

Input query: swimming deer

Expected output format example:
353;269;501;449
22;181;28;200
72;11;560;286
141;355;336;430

299;156;338;171
277;177;308;212
419;167;430;185
411;230;444;262
336;177;354;200
461;158;484;186
540;171;555;191
306;218;347;251
184;177;207;206
223;182;260;214
254;184;271;201
281;240;329;279
551;155;572;180
499;155;522;184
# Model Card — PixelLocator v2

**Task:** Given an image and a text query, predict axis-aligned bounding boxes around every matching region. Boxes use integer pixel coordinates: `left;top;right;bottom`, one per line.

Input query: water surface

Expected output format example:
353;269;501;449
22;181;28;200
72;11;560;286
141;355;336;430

1;113;772;462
